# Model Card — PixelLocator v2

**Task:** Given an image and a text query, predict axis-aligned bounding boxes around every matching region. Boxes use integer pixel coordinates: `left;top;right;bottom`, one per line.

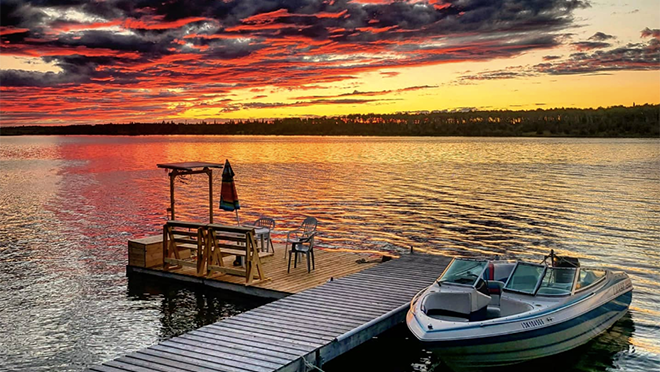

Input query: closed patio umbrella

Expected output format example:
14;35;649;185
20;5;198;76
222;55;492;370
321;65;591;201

219;159;240;224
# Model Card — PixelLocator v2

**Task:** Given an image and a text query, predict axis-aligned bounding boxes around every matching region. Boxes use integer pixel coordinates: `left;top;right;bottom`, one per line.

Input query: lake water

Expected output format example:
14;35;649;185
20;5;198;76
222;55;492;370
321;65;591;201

0;135;658;372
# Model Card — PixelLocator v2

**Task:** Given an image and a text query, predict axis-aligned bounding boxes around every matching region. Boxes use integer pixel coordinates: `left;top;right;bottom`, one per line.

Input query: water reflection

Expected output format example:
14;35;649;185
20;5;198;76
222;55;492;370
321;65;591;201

325;314;636;372
323;324;442;372
493;313;636;372
126;275;269;342
0;136;658;372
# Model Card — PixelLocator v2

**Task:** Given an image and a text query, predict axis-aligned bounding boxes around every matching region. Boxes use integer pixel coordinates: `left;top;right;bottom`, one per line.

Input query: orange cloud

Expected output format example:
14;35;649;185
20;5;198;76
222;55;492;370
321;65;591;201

3;0;654;127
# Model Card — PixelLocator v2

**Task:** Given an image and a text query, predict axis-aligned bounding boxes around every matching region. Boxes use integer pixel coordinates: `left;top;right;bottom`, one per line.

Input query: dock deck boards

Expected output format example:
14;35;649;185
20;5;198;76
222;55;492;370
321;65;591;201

131;242;385;297
93;253;450;372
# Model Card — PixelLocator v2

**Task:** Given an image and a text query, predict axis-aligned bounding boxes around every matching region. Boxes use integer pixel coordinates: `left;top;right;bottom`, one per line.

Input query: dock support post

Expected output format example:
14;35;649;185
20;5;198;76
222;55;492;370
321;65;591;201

207;167;213;223
169;170;176;220
315;349;322;369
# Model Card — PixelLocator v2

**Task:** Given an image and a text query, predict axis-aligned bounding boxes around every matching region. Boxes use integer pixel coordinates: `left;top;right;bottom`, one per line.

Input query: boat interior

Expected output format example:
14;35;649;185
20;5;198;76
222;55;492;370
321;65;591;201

420;255;593;322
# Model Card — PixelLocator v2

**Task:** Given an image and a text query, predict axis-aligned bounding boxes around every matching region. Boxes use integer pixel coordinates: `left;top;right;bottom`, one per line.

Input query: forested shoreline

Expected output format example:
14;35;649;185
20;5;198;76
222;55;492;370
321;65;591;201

2;104;658;137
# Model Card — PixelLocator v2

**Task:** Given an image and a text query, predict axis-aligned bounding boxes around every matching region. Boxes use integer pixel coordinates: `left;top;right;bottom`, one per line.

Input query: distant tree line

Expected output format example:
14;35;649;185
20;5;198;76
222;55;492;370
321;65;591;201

2;104;658;137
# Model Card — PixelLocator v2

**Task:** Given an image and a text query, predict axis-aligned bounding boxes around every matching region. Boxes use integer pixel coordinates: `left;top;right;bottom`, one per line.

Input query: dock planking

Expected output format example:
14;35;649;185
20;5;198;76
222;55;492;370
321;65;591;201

128;241;387;298
91;253;451;372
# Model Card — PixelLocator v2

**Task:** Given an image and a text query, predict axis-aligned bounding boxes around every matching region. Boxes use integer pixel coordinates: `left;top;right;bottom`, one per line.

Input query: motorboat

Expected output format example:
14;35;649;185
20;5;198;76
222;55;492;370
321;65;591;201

406;251;633;369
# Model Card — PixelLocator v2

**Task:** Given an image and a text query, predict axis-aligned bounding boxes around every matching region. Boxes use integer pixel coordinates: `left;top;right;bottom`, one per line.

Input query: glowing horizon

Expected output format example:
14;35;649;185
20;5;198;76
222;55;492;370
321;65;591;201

1;0;659;126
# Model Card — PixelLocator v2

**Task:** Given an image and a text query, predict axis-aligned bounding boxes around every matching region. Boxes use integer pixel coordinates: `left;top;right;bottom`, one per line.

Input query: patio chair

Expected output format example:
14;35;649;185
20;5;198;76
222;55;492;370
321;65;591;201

252;217;275;252
287;232;316;273
284;216;318;260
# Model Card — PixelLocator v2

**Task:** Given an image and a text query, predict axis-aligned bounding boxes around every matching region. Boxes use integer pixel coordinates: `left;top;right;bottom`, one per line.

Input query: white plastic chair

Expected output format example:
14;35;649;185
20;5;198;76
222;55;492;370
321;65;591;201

252;217;275;252
287;232;316;273
284;217;317;261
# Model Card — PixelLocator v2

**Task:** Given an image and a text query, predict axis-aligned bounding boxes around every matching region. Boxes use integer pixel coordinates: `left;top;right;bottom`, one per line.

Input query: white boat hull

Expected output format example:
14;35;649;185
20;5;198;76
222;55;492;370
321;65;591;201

407;272;632;368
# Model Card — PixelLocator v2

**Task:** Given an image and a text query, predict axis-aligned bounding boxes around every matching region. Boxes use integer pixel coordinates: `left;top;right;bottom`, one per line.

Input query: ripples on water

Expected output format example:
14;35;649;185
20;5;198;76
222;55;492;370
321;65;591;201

0;136;658;371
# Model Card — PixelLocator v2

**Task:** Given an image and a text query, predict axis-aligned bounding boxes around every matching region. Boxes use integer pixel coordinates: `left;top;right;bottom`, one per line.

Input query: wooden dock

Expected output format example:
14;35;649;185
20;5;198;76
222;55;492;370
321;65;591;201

92;253;450;372
128;239;385;298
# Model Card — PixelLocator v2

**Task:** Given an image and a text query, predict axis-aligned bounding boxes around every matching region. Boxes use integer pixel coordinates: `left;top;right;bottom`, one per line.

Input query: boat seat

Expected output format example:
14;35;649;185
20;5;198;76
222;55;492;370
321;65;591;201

487;281;505;307
483;262;516;282
487;280;505;295
486;306;501;319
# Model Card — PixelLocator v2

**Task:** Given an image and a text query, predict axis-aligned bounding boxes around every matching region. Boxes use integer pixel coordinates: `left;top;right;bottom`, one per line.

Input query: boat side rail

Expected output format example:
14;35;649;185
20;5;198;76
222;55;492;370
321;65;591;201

480;292;597;328
411;287;426;307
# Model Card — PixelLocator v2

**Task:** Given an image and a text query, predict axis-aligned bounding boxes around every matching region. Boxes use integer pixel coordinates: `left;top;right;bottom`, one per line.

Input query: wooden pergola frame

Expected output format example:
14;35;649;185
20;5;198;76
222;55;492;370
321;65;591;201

156;162;224;223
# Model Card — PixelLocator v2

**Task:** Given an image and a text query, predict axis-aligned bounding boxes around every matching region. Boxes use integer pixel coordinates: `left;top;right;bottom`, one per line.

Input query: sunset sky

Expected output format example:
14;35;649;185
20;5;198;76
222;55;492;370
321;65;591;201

1;0;659;126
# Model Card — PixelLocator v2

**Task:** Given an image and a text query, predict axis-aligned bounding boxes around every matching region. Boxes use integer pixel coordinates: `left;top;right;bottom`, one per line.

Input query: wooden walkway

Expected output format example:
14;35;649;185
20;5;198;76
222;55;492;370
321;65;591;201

91;253;451;372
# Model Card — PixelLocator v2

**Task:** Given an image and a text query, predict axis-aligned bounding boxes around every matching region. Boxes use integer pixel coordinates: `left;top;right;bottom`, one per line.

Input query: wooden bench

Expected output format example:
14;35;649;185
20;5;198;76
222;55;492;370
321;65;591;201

203;223;270;285
163;220;206;272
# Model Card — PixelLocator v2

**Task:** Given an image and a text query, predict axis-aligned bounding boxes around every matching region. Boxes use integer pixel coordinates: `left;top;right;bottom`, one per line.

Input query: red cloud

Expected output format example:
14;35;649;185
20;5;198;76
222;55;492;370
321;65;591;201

241;9;290;24
641;28;660;40
0;27;30;36
123;16;213;30
0;0;605;126
292;85;436;100
380;71;400;77
317;10;349;19
52;20;123;33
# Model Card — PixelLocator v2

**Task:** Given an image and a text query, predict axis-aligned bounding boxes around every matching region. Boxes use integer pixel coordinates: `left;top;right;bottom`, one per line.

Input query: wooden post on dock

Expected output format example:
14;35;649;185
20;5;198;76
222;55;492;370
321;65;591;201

169;170;176;220
207;167;213;223
158;163;221;223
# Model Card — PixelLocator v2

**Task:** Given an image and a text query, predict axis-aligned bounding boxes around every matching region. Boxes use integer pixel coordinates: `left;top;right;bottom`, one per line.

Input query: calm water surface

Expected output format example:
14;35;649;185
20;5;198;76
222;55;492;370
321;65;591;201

0;136;658;371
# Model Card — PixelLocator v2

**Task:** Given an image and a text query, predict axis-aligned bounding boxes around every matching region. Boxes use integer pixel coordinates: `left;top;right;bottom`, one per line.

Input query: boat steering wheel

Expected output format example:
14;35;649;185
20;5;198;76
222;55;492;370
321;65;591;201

455;272;479;284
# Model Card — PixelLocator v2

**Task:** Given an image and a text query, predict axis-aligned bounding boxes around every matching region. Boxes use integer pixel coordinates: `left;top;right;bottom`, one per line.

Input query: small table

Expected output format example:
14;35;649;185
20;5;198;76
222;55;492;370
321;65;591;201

240;225;273;252
233;225;272;266
254;227;272;253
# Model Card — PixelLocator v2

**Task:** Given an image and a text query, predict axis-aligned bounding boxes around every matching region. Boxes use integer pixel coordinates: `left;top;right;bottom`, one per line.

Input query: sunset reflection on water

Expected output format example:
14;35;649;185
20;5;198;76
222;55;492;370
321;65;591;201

0;135;658;371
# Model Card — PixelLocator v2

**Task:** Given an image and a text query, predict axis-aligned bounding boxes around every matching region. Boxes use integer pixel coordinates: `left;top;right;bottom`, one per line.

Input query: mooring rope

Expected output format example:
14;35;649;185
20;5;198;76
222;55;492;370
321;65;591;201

302;357;326;372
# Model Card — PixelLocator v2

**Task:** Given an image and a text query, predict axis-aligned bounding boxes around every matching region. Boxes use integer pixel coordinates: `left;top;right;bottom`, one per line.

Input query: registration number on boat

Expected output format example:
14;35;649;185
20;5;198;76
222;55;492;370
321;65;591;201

520;319;545;329
612;280;632;296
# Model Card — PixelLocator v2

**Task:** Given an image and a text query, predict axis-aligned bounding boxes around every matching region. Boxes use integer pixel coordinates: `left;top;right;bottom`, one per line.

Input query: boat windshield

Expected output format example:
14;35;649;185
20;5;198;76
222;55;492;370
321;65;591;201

536;267;577;295
504;262;545;294
575;268;606;291
438;259;488;287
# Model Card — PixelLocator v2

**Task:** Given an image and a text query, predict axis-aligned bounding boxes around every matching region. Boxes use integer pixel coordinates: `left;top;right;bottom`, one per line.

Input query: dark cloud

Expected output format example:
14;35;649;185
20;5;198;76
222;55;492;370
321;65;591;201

205;39;264;59
0;28;30;43
0;1;47;28
1;0;590;88
57;31;166;53
456;28;660;83
543;55;562;60
458;69;533;82
220;97;388;112
589;32;615;41
641;28;660;39
0;69;78;87
293;85;437;100
0;0;601;125
572;41;611;50
539;40;660;75
570;32;615;51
